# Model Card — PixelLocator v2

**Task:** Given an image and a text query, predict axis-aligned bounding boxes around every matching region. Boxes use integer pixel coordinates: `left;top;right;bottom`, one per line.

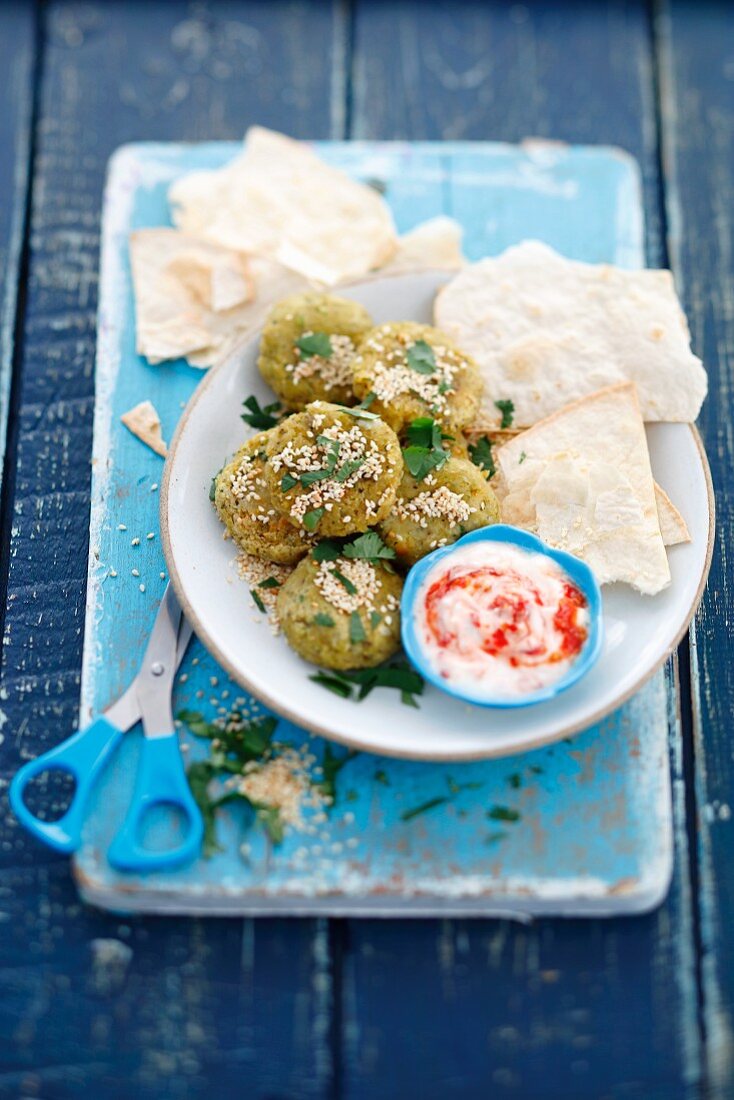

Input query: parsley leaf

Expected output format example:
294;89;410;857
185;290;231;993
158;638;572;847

406;339;437;375
332;568;357;595
258;577;280;590
303;508;325;531
281;473;298;492
335;457;366;482
519;451;527;464
242;395;282;429
370;610;382;628
210;467;223;502
342;530;396;564
296;332;333;359
314;612;335;627
309;672;353;698
403;445;449;480
318;745;358;803
250;589;266;613
338;403;381;421
468;436;495;477
349;611;366;644
312;540;341;562
487;805;521;823
309;660;424;706
494;398;515;428
401;795;449;821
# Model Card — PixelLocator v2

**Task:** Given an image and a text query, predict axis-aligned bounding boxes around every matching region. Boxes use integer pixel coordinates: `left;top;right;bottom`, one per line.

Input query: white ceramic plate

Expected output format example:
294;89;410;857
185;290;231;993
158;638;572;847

162;272;714;761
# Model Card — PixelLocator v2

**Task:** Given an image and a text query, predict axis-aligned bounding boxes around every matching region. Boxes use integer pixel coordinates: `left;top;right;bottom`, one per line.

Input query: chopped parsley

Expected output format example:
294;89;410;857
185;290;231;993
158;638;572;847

318;744;358;803
332;568;358;595
281;473;298;492
309;660;424;706
400;796;449;821
468;435;495;477
312;540;342;562
519;451;527;464
349;611;366;644
494;398;515;428
487;805;521;823
303;507;325;531
209;467;223;502
257;576;280;590
296;331;333;358
406;339;437;375
507;772;522;790
370;610;382;628
374;769;390;786
314;611;335;627
339;402;380;421
250;589;266;613
402;416;451;481
335;457;366;482
242;394;282;429
342;530;396;564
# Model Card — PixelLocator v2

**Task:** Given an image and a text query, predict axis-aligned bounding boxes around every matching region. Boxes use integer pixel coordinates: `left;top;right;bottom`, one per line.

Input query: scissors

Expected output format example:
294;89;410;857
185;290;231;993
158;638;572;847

10;584;204;872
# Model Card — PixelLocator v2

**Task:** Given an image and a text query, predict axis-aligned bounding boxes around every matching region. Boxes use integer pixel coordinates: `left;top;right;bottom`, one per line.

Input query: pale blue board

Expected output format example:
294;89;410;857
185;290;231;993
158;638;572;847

75;141;672;915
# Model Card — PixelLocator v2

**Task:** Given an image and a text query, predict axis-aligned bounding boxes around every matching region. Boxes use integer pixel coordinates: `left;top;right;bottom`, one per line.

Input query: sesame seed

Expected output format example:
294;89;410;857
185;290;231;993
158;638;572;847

118;524;127;531
139;584;146;593
131;568;140;577
131;537;140;546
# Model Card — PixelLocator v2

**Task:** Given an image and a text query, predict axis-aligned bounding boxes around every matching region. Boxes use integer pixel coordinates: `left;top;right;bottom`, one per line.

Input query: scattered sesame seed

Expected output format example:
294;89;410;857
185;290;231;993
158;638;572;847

131;568;140;577
109;569;117;578
139;584;146;593
150;483;158;491
118;524;127;531
146;533;155;540
131;537;140;546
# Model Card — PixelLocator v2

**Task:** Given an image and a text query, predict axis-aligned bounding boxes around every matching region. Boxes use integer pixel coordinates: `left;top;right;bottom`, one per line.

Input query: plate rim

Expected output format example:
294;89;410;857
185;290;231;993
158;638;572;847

160;274;716;762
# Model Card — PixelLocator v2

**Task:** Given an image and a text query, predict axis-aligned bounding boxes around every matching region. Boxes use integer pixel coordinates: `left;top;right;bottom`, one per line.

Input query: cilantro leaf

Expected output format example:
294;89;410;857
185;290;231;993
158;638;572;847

468;436;495;477
349;611;366;644
312;540;341;562
314;612;335;627
403;445;449;480
303;508;325;531
257;577;280;589
309;672;353;698
250;589;266;613
342;530;396;564
281;473;298;492
242;395;282;429
332;568;357;595
407;339;437;375
296;332;333;359
494;399;515;428
335;457;366;482
401;795;449;821
370;610;382;628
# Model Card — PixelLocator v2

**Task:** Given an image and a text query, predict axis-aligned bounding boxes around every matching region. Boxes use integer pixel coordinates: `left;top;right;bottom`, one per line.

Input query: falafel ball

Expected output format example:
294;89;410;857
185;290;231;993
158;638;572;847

213;431;313;564
263;401;402;538
258;292;373;410
277;553;403;670
378;454;500;566
352;321;483;433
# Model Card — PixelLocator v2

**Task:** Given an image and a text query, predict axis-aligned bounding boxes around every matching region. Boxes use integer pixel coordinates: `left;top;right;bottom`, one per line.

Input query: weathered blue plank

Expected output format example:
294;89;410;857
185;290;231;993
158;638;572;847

341;2;701;1097
658;2;734;1096
0;3;36;490
0;2;344;1096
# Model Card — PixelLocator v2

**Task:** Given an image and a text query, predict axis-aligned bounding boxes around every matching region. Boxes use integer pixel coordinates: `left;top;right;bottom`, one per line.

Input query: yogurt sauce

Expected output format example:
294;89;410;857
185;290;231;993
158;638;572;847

415;542;590;699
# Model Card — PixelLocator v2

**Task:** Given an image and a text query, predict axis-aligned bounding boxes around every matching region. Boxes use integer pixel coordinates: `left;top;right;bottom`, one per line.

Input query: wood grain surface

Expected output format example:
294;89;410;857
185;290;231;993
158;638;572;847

0;0;728;1097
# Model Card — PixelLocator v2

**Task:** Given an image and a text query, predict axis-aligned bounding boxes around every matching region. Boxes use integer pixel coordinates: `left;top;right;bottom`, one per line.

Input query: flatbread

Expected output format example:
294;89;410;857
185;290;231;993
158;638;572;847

130;229;307;369
655;483;690;546
434;240;707;427
121;400;168;457
496;383;671;595
168;126;397;286
380;217;465;274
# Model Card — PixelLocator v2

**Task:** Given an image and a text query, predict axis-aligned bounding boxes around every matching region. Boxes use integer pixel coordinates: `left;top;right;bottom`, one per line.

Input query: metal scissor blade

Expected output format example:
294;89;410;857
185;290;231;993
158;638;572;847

104;585;190;734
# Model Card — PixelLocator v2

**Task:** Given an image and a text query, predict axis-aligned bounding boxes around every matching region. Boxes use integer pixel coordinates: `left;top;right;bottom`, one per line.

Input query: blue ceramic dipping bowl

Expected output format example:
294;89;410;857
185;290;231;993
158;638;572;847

400;524;604;709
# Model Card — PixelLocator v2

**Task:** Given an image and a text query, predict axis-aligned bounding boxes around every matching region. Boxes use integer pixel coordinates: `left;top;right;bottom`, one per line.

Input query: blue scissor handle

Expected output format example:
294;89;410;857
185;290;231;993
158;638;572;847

107;732;203;873
9;716;124;854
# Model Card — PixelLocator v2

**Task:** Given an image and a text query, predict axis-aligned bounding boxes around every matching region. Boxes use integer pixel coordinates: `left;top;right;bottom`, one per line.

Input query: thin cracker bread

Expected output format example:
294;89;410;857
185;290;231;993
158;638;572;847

130;229;308;369
496;383;671;594
435;240;707;427
168;126;397;286
121;400;168;457
654;483;690;545
380;217;465;274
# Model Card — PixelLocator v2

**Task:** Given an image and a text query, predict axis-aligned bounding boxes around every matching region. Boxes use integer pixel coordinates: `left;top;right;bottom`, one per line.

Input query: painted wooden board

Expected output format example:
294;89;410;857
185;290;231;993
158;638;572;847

75;138;674;917
658;2;734;1095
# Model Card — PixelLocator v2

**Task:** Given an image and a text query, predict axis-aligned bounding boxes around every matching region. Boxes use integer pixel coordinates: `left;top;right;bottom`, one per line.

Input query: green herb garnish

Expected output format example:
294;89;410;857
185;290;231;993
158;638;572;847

281;473;298;492
487;805;521;823
314;612;335;627
374;769;390;786
332;568;358;595
401;796;449;821
312;540;341;562
303;508;325;531
250;589;266;613
406;339;437;375
209;467;223;502
349;611;366;644
402;416;451;481
258;576;280;590
318;744;358;803
519;451;527;464
468;436;495;477
342;530;396;564
242;394;282;429
309;672;353;698
296;331;333;359
370;611;382;628
403;445;448;480
335;457;366;482
310;660;424;706
495;399;515;428
507;773;522;789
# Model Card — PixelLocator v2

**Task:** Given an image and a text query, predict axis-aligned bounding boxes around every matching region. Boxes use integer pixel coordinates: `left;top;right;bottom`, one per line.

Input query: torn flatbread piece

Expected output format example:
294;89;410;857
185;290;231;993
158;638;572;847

655;483;690;546
496;383;671;595
380;217;465;274
130;229;307;369
121;400;168;458
168;126;397;286
434;240;707;427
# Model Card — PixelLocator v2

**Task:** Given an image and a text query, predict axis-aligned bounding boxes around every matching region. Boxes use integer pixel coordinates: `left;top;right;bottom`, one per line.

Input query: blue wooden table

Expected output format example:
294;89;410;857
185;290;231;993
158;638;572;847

0;2;730;1096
